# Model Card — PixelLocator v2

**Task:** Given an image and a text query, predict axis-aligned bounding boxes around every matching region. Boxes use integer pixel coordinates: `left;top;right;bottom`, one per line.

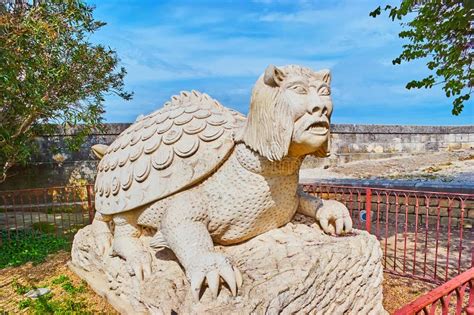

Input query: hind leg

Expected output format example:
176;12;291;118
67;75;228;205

112;212;152;281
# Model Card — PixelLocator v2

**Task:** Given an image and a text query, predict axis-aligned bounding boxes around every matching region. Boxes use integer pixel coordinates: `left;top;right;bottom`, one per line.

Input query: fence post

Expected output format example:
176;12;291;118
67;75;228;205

365;188;372;233
86;184;95;224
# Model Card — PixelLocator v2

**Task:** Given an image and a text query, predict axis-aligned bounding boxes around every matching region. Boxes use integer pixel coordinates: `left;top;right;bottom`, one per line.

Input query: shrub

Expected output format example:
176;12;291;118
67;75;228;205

0;230;69;268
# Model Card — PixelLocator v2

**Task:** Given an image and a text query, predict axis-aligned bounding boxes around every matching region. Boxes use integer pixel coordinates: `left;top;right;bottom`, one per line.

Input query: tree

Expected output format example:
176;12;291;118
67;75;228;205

370;1;472;115
0;0;132;182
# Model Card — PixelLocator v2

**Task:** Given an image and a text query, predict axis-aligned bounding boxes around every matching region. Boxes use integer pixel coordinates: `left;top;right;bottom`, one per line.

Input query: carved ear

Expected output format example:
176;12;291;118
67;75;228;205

317;69;331;85
263;65;285;87
92;144;108;160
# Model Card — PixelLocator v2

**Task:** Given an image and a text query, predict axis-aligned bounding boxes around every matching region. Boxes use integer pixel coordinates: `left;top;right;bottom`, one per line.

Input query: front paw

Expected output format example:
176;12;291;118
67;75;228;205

95;231;113;256
187;252;242;300
316;200;353;235
91;220;112;256
112;237;153;281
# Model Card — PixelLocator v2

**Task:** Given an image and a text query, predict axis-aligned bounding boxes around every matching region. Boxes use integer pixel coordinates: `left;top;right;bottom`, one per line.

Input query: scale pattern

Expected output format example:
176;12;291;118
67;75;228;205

95;90;246;214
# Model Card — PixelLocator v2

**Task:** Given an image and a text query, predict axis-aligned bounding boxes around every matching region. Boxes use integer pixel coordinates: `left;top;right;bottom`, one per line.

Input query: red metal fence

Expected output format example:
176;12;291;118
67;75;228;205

302;183;474;284
1;183;473;283
393;267;474;315
1;183;473;313
1;183;471;285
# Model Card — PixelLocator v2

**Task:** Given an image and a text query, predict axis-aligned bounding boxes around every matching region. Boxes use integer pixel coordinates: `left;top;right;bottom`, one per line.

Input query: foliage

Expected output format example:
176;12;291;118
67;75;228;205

18;292;87;313
0;230;69;268
370;1;473;115
16;275;88;313
0;0;132;182
12;279;31;295
51;274;86;294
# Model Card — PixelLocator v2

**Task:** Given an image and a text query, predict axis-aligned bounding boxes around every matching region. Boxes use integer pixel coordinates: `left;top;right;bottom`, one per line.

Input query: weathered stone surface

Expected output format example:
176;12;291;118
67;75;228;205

73;65;357;304
71;215;386;314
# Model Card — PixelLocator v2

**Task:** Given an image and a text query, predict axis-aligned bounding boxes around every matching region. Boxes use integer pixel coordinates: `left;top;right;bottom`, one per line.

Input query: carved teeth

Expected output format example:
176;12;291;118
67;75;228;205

306;121;329;134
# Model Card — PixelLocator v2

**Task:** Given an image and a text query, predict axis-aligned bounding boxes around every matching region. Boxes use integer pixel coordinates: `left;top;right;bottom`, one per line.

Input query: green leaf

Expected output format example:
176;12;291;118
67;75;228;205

371;1;472;115
0;0;132;183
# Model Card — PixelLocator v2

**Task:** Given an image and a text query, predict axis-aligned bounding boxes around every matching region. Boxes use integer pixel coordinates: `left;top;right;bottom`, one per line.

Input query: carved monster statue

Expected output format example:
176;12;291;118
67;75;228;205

86;64;353;300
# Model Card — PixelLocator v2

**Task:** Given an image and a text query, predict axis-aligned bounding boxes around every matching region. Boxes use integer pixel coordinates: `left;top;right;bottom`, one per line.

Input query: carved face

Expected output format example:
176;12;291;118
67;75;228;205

238;64;333;161
265;65;333;158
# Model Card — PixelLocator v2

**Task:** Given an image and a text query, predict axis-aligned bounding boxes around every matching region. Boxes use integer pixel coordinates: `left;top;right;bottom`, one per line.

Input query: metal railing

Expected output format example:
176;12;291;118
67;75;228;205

302;183;474;284
393;267;474;315
1;183;473;313
0;185;95;244
1;183;473;285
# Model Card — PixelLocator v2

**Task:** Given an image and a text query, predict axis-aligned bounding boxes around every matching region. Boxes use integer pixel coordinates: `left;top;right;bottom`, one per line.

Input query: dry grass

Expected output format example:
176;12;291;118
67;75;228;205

382;272;437;313
0;252;443;314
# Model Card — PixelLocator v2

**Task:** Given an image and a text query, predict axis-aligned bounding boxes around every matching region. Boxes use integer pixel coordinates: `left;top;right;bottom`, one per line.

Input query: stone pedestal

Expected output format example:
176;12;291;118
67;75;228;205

70;215;386;314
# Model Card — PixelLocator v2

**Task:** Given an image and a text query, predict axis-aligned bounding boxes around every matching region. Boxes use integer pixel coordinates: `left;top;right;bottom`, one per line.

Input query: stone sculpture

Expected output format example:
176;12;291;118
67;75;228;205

71;65;383;313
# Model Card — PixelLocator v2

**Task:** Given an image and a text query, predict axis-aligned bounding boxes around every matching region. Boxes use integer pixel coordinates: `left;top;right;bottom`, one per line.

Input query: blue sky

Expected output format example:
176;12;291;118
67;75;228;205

88;0;473;125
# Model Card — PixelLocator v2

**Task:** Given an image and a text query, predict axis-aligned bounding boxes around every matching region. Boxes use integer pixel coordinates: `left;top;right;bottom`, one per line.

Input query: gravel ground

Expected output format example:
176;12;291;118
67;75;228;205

300;149;474;185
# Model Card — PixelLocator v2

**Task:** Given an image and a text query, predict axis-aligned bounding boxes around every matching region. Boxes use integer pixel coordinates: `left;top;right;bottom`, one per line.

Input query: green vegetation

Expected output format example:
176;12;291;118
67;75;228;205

31;221;57;234
16;275;88;313
0;230;69;268
50;274;86;294
0;0;132;183
370;1;472;115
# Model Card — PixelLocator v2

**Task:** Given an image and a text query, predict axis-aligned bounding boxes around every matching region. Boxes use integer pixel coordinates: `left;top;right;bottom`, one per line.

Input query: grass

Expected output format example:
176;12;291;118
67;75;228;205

15;275;88;313
0;252;119;314
0;230;70;269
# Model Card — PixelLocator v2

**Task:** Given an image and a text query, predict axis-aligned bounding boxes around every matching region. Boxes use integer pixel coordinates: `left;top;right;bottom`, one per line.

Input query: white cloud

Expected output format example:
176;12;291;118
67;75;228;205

89;0;471;125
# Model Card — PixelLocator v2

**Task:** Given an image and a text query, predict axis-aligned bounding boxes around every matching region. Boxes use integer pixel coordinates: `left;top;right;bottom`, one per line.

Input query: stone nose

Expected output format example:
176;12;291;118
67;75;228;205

307;102;328;117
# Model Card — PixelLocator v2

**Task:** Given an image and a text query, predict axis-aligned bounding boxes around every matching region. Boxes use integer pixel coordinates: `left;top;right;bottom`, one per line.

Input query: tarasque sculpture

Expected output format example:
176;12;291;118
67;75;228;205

71;64;385;314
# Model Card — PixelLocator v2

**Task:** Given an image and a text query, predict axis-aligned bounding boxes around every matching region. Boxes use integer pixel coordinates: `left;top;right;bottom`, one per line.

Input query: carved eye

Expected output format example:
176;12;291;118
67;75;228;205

318;86;330;96
290;85;308;94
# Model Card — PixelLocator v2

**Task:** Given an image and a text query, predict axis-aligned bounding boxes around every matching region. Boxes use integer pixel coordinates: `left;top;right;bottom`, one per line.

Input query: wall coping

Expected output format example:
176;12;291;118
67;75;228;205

331;124;474;134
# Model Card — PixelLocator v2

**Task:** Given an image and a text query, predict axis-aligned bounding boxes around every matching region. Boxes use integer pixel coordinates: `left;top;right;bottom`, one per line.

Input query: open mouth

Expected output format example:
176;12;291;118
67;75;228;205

305;121;329;135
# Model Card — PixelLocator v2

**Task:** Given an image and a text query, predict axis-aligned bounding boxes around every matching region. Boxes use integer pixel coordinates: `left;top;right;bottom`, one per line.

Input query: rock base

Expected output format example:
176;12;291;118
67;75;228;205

70;215;387;314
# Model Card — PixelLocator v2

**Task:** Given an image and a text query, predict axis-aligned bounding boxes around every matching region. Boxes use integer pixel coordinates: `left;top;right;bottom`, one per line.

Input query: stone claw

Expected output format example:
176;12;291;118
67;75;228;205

96;232;113;256
234;266;243;289
112;237;153;281
219;263;237;296
316;200;353;235
191;272;206;301
90;219;113;256
131;254;152;280
206;270;219;298
188;252;241;300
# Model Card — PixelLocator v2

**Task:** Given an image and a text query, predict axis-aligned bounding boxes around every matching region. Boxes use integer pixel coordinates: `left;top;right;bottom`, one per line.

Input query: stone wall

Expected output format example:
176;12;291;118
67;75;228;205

304;124;474;168
0;124;472;190
0;124;128;190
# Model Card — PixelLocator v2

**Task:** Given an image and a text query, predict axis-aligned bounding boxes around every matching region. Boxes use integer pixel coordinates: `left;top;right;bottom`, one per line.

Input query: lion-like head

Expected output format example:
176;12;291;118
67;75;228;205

237;64;333;161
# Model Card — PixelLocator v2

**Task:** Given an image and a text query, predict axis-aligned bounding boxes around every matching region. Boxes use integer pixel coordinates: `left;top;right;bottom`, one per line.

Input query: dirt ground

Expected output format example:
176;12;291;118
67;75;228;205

301;149;474;184
382;272;436;314
0;251;437;314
